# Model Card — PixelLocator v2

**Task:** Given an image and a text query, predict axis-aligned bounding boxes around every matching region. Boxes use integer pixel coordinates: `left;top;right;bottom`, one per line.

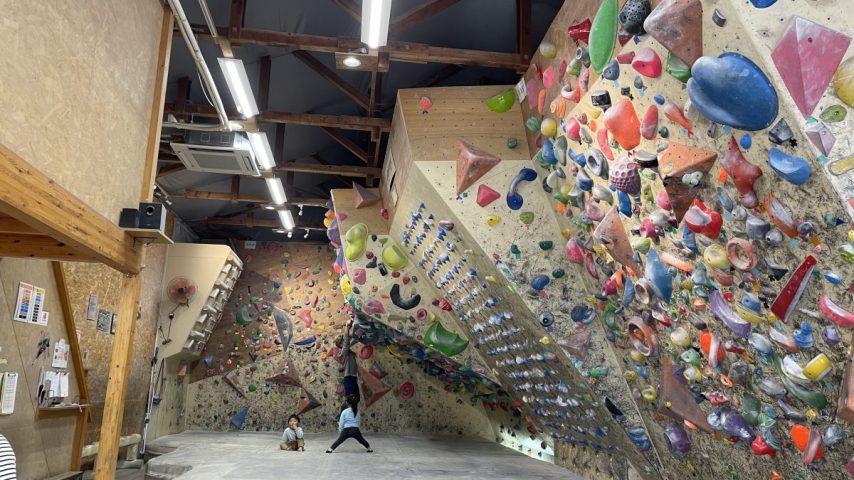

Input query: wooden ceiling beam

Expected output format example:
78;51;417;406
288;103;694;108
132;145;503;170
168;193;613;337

228;0;245;39
156;164;187;178
207;216;279;228
191;25;528;71
389;0;461;35
0;144;140;274
163;102;391;132
293;50;369;109
0;234;98;262
177;190;328;206
274;162;381;178
320;127;371;164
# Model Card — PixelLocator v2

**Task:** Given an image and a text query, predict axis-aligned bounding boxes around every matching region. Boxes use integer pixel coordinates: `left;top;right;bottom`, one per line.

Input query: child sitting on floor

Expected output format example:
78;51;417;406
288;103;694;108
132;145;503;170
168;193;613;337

280;414;305;451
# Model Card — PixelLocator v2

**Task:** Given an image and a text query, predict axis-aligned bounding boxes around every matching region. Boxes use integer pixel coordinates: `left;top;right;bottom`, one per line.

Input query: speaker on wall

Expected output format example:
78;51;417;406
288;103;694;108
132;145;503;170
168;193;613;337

138;202;166;231
119;208;139;228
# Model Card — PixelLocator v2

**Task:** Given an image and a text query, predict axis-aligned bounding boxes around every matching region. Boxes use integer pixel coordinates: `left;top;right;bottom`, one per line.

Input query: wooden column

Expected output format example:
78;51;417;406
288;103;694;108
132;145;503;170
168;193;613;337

93;274;142;479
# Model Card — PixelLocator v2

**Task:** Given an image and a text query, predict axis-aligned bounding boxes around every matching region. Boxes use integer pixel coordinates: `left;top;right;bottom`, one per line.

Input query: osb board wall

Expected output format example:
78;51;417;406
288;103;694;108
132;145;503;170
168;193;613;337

147;357;188;441
0;259;82;479
179;242;497;439
61;243;166;444
0;0;164;222
397;86;531;163
509;0;854;478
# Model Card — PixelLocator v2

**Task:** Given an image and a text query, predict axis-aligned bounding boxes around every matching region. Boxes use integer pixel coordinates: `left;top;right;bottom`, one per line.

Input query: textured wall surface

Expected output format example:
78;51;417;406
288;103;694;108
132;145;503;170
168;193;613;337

0;259;82;479
62;244;166;445
0;0;164;222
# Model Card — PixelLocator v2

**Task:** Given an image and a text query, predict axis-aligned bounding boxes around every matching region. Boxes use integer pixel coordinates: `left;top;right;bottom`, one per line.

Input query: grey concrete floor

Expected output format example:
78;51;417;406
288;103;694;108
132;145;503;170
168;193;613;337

144;431;582;480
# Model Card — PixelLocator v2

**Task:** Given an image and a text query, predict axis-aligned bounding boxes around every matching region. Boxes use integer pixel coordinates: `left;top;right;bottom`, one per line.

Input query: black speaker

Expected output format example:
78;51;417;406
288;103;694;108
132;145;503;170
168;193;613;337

119;208;139;228
138;203;166;230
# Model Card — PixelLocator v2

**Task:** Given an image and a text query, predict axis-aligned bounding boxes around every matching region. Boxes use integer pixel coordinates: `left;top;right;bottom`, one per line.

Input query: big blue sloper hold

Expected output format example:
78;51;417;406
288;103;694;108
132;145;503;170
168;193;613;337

768;148;811;185
749;0;778;7
687;52;778;131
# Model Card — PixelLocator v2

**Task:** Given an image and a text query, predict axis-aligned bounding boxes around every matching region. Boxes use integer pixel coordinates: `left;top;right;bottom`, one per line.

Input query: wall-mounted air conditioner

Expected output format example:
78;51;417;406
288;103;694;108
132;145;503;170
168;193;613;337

171;131;260;176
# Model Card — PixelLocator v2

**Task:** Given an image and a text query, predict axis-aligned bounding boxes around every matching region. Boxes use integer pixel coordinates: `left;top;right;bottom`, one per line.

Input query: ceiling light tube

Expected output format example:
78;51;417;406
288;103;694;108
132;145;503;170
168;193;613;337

247;132;275;170
278;209;296;230
218;57;259;118
361;0;391;49
265;177;287;204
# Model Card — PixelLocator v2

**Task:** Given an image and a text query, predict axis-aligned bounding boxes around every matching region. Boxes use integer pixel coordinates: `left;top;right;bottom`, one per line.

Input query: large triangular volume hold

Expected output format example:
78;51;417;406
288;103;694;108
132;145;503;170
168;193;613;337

357;365;391;408
224;369;248;398
353;182;381;209
455;140;501;195
297;387;322;414
643;0;703;67
658;357;713;433
593;206;641;275
771;16;851;118
657;143;717;221
231;406;250;430
265;357;301;387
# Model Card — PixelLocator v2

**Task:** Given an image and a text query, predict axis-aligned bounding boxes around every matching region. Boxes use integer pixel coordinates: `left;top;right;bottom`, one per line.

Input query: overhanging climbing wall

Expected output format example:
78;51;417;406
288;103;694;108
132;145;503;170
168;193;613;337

508;0;854;478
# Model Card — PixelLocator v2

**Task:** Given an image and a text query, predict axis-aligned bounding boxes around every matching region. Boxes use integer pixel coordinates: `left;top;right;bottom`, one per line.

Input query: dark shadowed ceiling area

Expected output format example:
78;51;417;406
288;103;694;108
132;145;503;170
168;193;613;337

157;0;562;243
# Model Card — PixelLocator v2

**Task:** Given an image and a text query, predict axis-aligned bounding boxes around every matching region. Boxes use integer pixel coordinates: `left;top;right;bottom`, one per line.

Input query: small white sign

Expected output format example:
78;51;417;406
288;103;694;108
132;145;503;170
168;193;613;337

514;78;527;103
244;241;257;250
52;339;69;369
86;293;98;320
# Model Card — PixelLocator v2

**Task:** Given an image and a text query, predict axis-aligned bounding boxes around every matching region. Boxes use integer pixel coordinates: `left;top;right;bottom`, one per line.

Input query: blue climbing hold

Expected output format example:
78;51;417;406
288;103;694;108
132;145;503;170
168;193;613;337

231;406;250;430
740;134;752;150
568;148;587;167
681;225;699;254
688;53;778;131
542;138;557;165
654;94;665;105
768;148;811;185
622;278;635;307
617;190;632;217
749;0;777;7
644;250;673;303
531;274;551;291
507;168;538;210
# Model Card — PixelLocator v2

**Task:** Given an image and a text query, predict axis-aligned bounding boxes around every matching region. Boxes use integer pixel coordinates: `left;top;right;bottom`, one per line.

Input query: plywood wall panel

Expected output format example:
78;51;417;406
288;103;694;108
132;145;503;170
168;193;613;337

0;0;164;222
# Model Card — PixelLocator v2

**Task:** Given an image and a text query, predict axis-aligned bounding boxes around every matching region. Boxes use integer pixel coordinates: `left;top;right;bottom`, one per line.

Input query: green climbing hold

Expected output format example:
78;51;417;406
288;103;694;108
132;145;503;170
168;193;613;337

507;137;518;149
680;349;701;366
841;243;854;263
553;193;569;205
658;126;669;138
741;393;760;426
519;211;535;224
552;268;565;279
589;0;618;74
382;242;408;271
526;116;540;133
538;240;554;251
424;321;469;356
567;58;583;77
248;384;257;393
588;366;609;378
510;244;521;259
666;52;692;83
344;223;369;261
485;88;517;113
534;150;550;169
819;105;847;123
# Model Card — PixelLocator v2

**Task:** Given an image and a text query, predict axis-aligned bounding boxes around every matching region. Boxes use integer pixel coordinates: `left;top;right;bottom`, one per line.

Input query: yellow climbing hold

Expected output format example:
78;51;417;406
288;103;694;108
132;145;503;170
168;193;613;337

541;117;558;138
340;275;352;295
486;215;501;227
382;242;408;271
561;228;572;239
833;56;854;107
485;275;497;283
540;336;551;345
343;223;369;261
629;350;645;362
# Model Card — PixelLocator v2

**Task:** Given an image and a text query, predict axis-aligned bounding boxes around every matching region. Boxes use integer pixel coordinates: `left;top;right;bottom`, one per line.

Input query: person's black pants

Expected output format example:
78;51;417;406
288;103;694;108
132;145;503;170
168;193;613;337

330;427;370;450
343;375;360;402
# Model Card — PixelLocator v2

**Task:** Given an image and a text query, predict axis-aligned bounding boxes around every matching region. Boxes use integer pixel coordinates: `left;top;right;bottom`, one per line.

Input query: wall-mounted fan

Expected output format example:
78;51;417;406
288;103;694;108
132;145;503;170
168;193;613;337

166;276;197;315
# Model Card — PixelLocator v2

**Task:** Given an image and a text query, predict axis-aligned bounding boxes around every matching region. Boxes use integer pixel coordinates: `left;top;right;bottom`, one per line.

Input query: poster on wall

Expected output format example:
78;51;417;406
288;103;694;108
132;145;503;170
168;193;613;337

110;313;117;335
13;282;46;325
96;309;112;333
86;293;98;320
36;311;49;327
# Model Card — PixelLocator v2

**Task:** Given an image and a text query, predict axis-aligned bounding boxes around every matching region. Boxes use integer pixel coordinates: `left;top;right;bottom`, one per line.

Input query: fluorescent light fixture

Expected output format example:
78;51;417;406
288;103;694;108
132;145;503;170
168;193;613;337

342;56;362;68
218;57;259;118
361;0;391;48
265;177;287;204
278;209;296;230
247;132;275;170
273;228;286;234
304;228;310;239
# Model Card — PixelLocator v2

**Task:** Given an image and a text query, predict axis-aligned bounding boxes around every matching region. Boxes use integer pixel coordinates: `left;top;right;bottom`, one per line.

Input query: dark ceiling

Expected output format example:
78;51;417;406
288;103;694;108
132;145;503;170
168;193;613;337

158;0;562;243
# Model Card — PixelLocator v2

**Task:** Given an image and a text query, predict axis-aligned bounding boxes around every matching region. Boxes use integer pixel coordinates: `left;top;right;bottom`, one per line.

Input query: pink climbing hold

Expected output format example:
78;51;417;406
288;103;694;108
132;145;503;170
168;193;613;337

640;105;659;140
656;189;672;211
566;238;584;264
771;16;851;118
631;48;663;78
352;268;367;285
663;102;693;136
616;51;636;64
298;310;313;328
566;117;582;142
364;300;385;315
476;184;501;207
543;65;555;89
597;128;614;160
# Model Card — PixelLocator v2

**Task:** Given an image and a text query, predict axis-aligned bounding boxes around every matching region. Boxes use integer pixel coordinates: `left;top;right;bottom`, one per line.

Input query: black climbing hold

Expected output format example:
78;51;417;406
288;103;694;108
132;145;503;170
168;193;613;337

634;150;658;168
768;118;796;147
390;284;421;310
712;8;727;27
619;0;651;35
590;90;612;110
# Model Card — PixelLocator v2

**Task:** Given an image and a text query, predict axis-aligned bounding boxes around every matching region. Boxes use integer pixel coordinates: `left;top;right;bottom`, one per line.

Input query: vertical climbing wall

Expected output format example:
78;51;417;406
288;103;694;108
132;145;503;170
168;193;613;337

504;0;854;478
176;241;502;443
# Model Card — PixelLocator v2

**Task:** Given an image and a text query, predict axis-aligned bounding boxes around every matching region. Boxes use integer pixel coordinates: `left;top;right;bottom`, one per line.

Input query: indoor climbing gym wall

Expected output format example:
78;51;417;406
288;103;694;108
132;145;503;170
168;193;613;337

175;240;503;442
505;0;854;478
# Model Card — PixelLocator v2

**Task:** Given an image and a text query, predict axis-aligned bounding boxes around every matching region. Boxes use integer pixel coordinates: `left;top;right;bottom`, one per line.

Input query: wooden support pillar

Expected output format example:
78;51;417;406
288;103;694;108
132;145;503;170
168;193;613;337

258;55;272;112
516;0;532;61
93;274;141;479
